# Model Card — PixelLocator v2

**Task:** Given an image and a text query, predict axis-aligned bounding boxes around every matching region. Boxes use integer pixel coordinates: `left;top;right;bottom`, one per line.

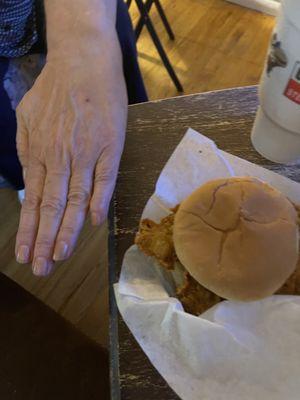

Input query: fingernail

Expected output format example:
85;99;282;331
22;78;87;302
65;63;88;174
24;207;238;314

33;257;48;276
53;241;68;261
91;212;102;226
17;245;30;264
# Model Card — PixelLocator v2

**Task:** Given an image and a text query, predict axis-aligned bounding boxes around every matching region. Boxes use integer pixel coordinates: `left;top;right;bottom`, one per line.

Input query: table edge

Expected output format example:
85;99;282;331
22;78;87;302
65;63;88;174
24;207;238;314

128;85;258;107
108;202;121;400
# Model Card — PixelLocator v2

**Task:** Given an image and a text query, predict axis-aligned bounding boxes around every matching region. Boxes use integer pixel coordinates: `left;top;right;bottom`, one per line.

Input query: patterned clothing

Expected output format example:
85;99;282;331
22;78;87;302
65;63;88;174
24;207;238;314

0;0;37;57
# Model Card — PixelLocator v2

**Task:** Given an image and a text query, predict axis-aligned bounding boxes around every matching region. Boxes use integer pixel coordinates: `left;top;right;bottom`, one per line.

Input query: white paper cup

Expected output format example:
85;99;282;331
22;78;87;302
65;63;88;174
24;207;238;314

251;106;300;164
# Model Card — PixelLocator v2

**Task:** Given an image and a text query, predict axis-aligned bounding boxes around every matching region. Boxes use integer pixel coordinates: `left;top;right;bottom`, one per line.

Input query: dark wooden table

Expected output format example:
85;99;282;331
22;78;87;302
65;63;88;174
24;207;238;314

109;86;300;400
0;272;109;400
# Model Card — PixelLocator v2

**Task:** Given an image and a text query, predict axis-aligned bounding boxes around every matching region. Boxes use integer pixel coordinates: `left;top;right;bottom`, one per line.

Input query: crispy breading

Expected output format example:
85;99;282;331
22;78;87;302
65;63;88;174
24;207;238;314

177;272;223;315
135;206;223;315
135;209;178;270
135;203;300;316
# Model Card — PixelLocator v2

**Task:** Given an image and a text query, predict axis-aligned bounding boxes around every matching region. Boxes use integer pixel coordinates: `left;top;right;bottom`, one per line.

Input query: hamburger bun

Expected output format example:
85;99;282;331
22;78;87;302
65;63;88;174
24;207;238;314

173;177;299;301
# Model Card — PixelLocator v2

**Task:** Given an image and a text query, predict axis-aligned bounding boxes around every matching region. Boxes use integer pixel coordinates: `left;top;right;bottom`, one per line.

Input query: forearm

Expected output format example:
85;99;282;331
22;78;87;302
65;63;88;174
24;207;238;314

45;0;118;57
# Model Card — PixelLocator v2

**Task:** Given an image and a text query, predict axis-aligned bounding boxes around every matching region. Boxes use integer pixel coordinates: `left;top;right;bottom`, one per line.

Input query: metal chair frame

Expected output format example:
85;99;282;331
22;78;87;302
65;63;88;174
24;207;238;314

127;0;183;92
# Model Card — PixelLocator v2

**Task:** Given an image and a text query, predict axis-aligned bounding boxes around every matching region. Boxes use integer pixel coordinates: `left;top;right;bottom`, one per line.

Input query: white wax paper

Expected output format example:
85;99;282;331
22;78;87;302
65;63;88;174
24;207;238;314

114;128;300;400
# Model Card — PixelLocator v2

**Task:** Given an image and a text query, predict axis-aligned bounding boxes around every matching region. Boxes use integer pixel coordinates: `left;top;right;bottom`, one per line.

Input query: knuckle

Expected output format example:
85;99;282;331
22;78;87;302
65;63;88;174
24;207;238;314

90;203;106;216
17;226;32;237
72;150;93;167
22;193;41;211
102;142;123;162
68;189;90;207
94;169;116;185
60;225;77;236
46;168;70;182
35;235;53;249
40;197;65;217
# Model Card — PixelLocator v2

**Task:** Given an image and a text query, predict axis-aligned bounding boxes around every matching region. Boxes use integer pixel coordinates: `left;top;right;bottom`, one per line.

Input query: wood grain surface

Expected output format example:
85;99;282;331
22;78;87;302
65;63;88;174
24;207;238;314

111;86;300;399
0;271;109;400
0;0;275;354
0;189;109;348
129;0;275;100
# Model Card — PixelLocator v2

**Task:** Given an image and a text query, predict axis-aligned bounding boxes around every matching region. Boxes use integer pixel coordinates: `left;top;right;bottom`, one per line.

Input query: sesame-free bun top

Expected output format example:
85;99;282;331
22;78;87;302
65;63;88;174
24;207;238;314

173;177;299;301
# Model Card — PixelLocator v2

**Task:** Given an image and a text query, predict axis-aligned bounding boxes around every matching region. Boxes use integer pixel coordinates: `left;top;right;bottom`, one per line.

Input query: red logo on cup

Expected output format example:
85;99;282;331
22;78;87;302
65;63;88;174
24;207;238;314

284;62;300;105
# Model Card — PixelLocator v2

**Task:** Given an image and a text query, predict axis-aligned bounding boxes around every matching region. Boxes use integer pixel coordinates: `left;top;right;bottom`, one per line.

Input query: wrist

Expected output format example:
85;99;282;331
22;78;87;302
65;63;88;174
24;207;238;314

45;0;117;58
47;27;117;61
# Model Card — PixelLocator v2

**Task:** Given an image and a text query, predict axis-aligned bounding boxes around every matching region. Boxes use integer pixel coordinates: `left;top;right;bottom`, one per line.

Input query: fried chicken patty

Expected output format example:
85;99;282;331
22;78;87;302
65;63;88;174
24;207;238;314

135;207;300;315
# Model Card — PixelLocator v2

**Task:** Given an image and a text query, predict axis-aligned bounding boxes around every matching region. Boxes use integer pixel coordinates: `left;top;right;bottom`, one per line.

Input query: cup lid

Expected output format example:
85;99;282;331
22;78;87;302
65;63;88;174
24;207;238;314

251;106;300;164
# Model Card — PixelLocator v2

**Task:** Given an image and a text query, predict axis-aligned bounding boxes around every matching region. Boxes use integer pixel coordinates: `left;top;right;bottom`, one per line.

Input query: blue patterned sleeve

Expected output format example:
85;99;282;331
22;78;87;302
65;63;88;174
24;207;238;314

0;0;38;57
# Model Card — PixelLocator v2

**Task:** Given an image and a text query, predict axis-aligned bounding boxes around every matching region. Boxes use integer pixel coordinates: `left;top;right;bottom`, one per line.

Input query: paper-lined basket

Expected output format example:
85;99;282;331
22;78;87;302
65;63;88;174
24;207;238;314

114;128;300;400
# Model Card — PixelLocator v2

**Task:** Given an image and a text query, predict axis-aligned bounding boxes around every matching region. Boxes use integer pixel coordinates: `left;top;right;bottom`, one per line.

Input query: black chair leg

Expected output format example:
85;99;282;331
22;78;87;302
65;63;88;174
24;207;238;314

153;0;175;40
135;0;174;41
135;0;153;41
135;0;183;92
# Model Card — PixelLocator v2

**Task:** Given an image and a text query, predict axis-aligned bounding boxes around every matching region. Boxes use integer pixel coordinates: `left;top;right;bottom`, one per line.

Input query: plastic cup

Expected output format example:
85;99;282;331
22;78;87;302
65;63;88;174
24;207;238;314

251;106;300;164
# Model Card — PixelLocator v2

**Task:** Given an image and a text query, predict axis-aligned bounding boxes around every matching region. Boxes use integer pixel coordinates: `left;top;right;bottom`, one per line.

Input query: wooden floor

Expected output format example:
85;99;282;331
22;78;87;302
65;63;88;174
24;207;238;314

0;189;109;348
0;1;275;347
129;0;275;100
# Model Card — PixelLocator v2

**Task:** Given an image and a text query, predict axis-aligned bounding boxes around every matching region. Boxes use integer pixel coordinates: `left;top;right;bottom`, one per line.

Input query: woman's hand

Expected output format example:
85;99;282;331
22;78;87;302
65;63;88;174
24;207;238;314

15;29;127;276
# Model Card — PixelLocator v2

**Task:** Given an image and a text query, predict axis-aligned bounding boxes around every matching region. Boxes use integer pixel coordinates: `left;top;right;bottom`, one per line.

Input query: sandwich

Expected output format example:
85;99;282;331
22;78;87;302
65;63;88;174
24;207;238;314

135;177;300;315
